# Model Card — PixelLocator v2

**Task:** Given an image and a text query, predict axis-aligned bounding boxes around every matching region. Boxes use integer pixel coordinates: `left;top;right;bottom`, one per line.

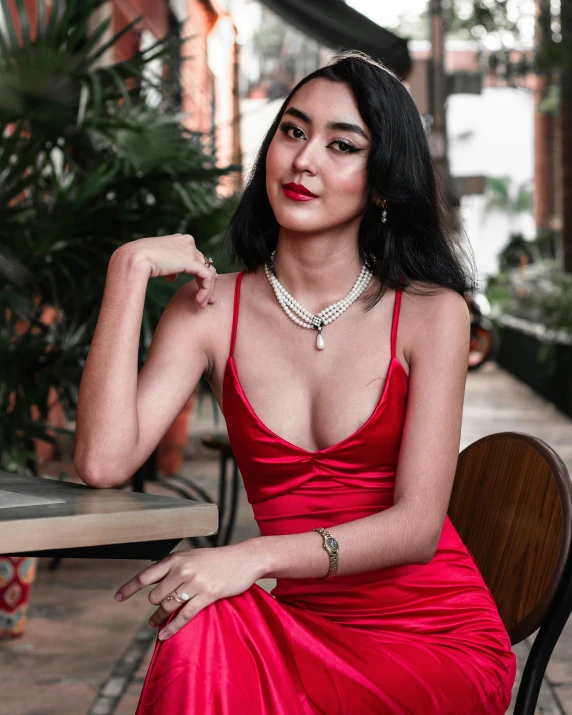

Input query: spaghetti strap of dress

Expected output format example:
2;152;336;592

229;270;246;358
391;286;403;360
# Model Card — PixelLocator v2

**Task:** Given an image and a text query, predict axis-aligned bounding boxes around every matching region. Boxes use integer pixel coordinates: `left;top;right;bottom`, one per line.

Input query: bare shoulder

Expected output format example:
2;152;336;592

172;270;241;317
153;271;242;361
199;269;242;323
402;279;469;316
210;270;242;304
399;280;470;365
174;271;243;367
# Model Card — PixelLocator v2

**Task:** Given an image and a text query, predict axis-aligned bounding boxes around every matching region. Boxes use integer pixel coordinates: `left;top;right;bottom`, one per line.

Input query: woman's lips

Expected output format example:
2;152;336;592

282;187;317;202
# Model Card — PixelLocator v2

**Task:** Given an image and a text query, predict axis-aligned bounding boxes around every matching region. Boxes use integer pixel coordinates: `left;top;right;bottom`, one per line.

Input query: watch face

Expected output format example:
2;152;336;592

325;536;338;551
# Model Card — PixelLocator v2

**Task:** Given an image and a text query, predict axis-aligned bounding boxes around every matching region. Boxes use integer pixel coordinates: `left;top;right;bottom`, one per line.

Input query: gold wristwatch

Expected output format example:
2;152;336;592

312;527;339;578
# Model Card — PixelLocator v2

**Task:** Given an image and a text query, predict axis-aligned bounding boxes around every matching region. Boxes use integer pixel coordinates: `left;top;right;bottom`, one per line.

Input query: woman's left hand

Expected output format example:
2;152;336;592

113;542;265;640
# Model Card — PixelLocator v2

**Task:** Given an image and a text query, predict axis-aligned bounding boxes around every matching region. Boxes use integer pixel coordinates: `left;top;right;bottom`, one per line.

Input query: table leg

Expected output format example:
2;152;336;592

210;453;229;547
131;450;158;493
221;459;240;546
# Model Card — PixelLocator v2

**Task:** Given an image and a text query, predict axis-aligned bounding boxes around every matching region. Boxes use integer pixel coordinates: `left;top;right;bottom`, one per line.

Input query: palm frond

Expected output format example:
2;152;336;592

0;0;238;471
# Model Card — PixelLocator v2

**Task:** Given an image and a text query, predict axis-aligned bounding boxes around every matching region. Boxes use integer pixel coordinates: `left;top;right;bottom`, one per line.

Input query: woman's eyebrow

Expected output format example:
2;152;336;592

283;107;370;142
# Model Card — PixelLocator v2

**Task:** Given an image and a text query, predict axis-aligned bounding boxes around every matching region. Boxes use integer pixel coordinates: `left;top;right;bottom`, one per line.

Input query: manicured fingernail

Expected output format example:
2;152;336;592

114;593;123;601
158;631;168;640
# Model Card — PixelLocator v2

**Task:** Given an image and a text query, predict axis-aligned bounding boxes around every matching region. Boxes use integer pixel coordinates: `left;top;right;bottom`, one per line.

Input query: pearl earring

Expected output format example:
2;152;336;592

381;199;388;224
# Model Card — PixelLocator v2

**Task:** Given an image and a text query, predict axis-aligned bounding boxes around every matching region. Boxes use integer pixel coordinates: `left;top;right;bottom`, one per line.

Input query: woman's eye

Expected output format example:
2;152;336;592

278;122;359;154
279;122;305;140
331;140;359;154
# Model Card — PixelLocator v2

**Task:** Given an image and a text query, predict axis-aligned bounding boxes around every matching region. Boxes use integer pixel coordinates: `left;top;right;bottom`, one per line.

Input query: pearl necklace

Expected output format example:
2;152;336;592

264;250;374;350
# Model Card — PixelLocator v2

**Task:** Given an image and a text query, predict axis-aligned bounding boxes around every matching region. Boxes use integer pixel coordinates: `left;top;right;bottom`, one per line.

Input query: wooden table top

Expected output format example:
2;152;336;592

0;472;218;557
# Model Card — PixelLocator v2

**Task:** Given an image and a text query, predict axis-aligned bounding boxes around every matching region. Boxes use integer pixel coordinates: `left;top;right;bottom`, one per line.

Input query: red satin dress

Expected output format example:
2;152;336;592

136;271;516;715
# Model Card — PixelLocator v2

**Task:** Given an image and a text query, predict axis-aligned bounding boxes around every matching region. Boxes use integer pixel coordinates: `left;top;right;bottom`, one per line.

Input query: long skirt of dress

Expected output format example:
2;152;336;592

135;522;516;715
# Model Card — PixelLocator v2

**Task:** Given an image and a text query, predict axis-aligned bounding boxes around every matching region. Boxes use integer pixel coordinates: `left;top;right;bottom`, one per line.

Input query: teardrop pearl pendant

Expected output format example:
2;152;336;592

264;251;374;351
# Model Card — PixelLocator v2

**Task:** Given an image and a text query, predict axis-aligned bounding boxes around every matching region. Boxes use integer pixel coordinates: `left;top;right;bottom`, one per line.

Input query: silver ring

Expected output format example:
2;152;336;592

203;256;214;268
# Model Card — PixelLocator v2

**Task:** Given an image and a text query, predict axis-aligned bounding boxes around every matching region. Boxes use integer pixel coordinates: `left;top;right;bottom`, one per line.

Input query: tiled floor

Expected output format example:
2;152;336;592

1;361;572;714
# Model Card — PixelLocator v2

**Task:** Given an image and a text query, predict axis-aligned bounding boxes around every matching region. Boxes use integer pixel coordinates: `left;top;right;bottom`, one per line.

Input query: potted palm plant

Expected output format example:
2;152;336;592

0;0;238;636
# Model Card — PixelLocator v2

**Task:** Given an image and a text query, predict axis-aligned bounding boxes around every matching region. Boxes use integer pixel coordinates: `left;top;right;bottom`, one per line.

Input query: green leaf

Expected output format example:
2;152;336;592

87;14;144;66
36;0;46;42
77;15;111;60
51;0;82;48
76;79;89;128
44;0;62;46
102;65;132;106
61;1;99;55
0;247;35;287
0;0;22;55
14;0;31;53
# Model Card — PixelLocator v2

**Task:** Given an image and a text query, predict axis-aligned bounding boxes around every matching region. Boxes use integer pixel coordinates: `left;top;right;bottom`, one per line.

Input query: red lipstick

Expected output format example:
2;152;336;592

282;182;318;201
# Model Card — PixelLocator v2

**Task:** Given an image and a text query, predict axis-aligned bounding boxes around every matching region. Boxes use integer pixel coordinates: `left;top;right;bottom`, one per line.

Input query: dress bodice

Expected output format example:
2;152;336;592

222;270;409;533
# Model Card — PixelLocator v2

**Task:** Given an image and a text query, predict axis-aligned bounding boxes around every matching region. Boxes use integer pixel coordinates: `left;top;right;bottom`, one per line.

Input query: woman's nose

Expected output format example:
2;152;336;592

292;140;319;175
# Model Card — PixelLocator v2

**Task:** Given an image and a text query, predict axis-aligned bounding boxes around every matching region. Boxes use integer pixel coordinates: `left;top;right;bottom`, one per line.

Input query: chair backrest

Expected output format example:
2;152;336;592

448;431;572;644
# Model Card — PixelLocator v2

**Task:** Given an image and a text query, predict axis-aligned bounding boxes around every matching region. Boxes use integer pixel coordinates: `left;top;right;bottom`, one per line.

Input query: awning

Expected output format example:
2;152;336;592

259;0;411;80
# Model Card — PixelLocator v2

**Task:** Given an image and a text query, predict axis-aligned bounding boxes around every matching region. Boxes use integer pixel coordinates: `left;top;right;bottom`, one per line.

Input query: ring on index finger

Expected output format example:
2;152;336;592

203;256;214;269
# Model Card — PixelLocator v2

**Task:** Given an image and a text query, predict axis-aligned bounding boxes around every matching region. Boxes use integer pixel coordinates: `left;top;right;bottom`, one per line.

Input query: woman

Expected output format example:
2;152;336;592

75;51;516;713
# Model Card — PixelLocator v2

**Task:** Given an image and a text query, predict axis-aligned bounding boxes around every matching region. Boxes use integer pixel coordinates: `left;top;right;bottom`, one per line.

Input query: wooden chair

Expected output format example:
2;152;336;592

448;431;572;715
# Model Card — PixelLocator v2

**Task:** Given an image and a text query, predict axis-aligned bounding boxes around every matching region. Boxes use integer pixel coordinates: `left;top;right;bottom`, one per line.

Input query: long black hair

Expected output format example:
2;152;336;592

225;50;478;307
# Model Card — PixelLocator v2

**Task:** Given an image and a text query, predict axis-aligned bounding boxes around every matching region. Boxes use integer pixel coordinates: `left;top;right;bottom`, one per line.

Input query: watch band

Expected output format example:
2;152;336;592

312;527;339;579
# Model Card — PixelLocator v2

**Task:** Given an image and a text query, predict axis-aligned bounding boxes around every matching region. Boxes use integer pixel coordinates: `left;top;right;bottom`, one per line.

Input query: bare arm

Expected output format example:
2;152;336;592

74;238;216;487
248;287;471;578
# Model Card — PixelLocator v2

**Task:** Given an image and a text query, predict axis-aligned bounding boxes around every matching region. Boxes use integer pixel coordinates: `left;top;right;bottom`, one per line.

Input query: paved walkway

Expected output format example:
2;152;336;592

1;361;571;714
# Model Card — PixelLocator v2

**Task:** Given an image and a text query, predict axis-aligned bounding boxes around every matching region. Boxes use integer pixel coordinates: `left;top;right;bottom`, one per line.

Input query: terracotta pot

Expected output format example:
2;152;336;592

0;557;37;639
156;393;197;475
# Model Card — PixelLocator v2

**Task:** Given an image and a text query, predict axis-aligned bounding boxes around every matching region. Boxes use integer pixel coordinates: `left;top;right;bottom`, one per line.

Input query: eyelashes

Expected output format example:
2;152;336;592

278;122;361;155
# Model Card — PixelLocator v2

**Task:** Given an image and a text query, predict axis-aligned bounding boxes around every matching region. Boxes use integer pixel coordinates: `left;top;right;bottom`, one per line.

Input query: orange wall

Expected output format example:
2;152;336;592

179;1;239;190
112;0;238;182
180;0;216;138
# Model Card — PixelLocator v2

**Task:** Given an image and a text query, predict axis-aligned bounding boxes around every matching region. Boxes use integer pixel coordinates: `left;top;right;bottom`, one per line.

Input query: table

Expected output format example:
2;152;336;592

0;472;218;561
131;437;240;548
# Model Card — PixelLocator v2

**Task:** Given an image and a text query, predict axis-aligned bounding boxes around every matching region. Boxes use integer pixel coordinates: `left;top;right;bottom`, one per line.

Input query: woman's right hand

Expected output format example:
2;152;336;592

119;233;218;308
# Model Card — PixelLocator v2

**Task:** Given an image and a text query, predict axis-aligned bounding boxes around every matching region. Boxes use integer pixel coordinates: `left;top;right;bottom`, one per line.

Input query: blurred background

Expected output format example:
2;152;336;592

0;1;571;713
